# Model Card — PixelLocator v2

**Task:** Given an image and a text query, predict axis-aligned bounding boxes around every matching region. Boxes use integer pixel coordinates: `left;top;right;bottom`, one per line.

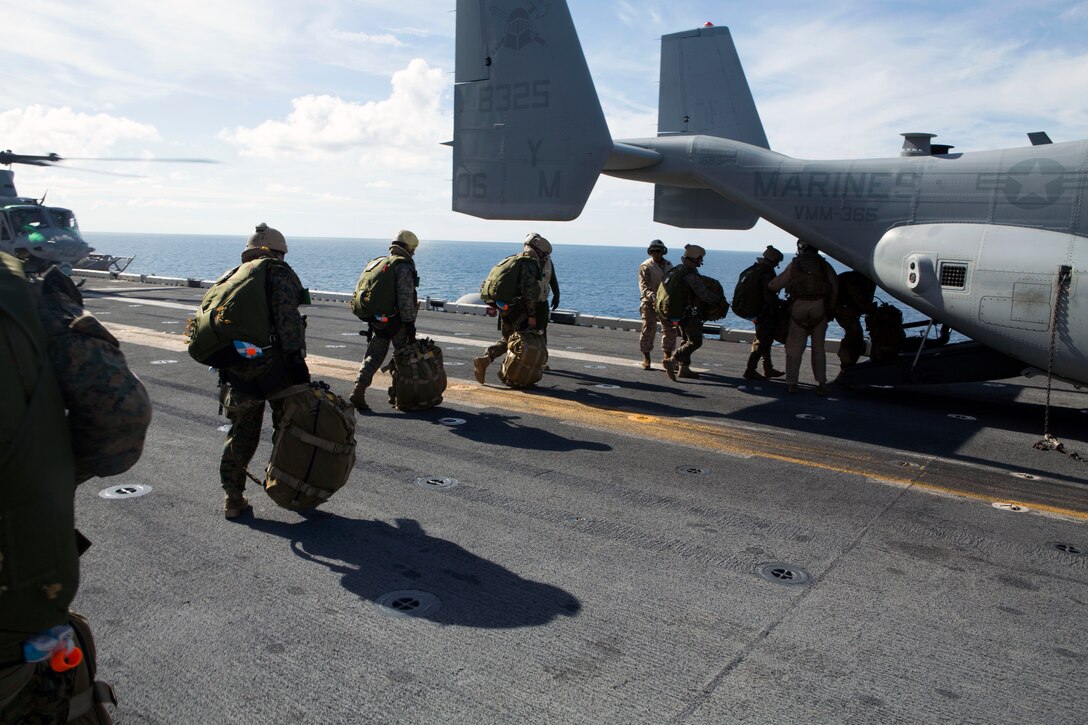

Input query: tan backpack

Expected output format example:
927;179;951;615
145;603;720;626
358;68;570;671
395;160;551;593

387;338;447;411
264;382;357;510
498;331;548;388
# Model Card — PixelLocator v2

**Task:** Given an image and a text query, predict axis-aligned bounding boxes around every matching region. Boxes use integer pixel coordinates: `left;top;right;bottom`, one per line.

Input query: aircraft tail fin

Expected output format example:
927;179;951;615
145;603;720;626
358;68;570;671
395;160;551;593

653;25;766;229
452;0;612;220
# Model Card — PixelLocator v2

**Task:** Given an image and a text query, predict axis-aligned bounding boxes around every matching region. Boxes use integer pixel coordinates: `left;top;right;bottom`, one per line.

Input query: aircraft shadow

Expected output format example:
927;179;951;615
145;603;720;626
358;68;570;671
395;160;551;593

534;369;736;420
424;409;612;452
243;514;582;629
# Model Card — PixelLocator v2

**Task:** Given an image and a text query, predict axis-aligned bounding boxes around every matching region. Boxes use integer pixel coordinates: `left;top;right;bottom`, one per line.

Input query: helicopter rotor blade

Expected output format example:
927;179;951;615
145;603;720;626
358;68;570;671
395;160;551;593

60;156;220;164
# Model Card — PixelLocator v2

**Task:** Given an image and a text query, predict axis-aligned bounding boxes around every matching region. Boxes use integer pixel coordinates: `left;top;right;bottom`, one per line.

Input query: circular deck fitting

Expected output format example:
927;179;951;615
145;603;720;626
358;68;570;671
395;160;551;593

324;344;346;349
894;460;920;468
983;382;1008;388
161;321;179;325
756;562;812;586
737;385;762;392
98;484;153;500
438;418;466;426
448;346;465;351
128;304;142;308
707;363;724;368
629;414;658;423
93;311;110;315
992;502;1029;513
1011;472;1039;480
446;361;464;366
453;331;472;336
414;476;459;491
595;384;620;389
948;414;976;421
217;423;233;432
565;515;591;524
565;345;585;350
375;590;441;618
340;332;358;336
1046;542;1083;555
869;384;893;389
150;360;178;365
795;414;825;421
584;364;607;369
676;466;710;476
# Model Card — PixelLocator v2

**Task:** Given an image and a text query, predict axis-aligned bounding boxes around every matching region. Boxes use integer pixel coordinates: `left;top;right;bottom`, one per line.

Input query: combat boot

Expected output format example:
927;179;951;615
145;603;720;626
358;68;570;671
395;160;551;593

224;494;251;520
743;368;765;381
815;383;829;396
763;366;785;378
473;356;490;384
349;386;370;414
662;357;678;381
678;364;700;379
641;352;651;370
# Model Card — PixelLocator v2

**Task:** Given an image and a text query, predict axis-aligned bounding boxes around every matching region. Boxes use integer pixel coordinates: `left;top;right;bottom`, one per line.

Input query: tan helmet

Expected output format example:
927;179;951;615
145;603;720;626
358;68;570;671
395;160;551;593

648;239;667;254
525;232;552;256
763;245;784;265
394;229;419;254
246;223;287;254
683;243;706;261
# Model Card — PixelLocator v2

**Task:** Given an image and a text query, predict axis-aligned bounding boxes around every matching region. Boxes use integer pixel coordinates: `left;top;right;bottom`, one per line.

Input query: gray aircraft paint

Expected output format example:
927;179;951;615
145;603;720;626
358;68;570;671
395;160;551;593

451;2;1087;386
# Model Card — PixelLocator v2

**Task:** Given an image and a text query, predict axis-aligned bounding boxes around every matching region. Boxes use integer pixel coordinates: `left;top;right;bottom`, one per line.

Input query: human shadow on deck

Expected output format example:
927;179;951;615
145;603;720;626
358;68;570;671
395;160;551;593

426;409;612;452
535;369;735;420
244;514;582;628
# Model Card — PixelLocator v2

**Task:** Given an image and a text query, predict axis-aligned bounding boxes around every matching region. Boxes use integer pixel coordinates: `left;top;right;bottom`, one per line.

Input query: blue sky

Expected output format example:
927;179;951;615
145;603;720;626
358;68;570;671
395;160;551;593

4;1;1088;250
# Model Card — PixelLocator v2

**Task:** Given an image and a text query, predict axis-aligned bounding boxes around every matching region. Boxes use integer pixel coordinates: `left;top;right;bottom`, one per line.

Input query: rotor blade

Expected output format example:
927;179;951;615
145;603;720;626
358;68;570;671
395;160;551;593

43;165;146;178
61;156;220;163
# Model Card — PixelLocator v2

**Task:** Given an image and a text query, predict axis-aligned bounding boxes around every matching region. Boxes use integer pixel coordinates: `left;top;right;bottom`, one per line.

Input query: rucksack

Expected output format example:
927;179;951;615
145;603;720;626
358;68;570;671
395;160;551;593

498;331;548;388
263;382;357;510
788;254;831;300
387;338;447;411
865;302;907;361
481;254;539;306
349;255;416;322
731;263;765;320
696;276;729;321
654;265;694;320
186;258;279;367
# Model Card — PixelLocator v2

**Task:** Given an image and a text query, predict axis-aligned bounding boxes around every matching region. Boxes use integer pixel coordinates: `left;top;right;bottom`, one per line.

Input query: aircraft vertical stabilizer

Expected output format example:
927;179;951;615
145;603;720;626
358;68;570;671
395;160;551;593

452;0;612;220
653;25;767;229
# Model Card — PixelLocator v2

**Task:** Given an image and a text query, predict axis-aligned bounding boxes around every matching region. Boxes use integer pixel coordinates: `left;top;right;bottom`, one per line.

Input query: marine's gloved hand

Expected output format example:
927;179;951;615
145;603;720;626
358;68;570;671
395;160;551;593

285;352;311;384
404;321;416;340
551;295;560;311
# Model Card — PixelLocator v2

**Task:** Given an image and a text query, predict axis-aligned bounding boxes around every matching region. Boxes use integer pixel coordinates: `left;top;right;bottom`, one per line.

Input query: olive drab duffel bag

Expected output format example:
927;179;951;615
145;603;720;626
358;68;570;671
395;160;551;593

263;382;357;510
498;330;548;388
387;337;447;411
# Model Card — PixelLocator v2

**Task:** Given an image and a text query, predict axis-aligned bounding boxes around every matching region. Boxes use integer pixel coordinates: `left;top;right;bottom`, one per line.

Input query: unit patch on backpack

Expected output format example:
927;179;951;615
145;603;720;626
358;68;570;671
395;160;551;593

731;263;765;320
186;258;279;367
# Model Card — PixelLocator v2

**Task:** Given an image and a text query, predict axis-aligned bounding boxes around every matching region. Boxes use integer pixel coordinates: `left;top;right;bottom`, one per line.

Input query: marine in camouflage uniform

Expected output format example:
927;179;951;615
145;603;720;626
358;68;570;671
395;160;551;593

742;245;786;381
769;240;839;394
218;224;310;518
663;245;724;381
534;251;560;344
1;254;150;723
637;239;675;370
473;234;547;384
349;231;420;413
833;269;877;370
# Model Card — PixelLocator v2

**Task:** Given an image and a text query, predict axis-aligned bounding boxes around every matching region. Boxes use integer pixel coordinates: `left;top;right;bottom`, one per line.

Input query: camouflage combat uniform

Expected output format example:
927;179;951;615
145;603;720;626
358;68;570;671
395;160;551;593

770;251;839;389
483;251;542;361
834;270;877;368
671;268;724;367
638;255;676;358
744;257;785;377
533;256;560;340
350;245;419;404
219;251;309;498
1;258;150;723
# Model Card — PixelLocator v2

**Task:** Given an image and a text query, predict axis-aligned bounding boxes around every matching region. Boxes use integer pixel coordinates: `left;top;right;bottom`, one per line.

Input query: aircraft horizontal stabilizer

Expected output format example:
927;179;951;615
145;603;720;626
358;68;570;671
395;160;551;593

654;187;759;229
452;0;612;220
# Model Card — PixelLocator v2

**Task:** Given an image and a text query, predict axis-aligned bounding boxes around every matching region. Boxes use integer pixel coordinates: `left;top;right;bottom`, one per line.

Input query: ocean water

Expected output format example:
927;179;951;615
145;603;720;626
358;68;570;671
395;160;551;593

83;231;943;340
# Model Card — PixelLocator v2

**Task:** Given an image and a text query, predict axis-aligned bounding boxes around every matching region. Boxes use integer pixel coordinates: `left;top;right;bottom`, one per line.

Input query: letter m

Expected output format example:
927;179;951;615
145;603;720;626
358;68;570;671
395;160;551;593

539;171;561;198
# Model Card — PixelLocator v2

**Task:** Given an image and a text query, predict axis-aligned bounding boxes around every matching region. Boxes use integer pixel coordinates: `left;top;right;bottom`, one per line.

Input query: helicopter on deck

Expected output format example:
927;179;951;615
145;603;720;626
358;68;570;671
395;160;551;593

1;150;213;274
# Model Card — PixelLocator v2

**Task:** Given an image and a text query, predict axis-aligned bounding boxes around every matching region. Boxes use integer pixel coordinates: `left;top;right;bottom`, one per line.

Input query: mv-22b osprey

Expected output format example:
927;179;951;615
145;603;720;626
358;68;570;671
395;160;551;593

450;1;1087;388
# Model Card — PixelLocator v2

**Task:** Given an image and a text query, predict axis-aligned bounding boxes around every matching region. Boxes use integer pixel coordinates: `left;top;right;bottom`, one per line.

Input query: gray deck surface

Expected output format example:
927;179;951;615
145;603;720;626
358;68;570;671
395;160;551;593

71;277;1088;724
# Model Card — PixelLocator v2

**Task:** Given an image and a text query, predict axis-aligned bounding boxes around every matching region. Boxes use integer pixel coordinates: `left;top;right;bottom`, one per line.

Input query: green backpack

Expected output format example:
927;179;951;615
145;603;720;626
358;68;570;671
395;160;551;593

731;263;765;320
654;265;694;321
480;254;539;305
186;257;278;367
350;255;415;322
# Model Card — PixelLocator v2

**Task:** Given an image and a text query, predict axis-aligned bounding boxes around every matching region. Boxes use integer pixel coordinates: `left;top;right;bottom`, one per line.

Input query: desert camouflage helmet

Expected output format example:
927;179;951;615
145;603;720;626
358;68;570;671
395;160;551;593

246;223;287;254
763;245;784;265
648;239;667;254
394;229;419;253
683;244;706;259
525;232;552;255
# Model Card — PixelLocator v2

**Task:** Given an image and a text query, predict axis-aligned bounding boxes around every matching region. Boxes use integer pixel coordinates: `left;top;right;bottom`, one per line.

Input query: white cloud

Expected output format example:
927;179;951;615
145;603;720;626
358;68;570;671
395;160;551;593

220;59;449;167
0;106;159;155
